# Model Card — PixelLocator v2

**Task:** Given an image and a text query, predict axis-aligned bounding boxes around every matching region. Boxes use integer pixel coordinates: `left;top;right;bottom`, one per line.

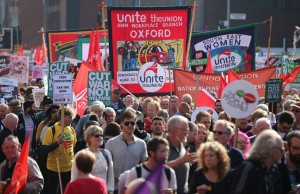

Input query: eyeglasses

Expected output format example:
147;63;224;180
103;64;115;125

213;131;230;135
274;146;285;153
292;109;300;113
124;121;135;126
94;134;104;138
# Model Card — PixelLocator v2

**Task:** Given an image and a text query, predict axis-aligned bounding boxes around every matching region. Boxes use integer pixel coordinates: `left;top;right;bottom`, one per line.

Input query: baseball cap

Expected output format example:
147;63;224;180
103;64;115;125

113;87;121;93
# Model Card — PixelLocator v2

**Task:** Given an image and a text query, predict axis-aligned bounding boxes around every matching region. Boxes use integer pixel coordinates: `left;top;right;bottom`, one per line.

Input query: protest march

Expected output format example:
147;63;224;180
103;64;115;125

1;1;300;194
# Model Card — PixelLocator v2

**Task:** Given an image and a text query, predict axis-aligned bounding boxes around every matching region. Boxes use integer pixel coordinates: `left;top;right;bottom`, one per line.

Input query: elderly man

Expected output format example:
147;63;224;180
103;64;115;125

249;117;272;144
166;115;197;194
0;135;44;194
0;113;19;163
7;99;22;115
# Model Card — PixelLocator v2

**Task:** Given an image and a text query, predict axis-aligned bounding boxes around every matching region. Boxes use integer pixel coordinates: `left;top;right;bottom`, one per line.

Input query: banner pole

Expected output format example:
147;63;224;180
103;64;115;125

266;16;273;66
61;104;65;159
100;2;109;70
39;27;48;63
185;1;197;70
113;80;138;100
169;64;172;96
194;74;199;107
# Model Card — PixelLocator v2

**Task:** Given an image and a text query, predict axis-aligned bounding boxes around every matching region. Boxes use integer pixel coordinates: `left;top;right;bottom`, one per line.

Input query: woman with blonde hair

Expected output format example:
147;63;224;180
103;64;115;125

189;141;231;194
71;125;114;194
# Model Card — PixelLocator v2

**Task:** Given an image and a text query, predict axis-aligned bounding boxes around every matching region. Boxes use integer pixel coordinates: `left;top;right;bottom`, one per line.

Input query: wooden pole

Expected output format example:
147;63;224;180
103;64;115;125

169;63;172;96
185;1;197;70
234;119;239;148
194;75;199;107
56;157;63;194
100;2;109;70
60;104;65;159
266;16;273;66
39;27;48;63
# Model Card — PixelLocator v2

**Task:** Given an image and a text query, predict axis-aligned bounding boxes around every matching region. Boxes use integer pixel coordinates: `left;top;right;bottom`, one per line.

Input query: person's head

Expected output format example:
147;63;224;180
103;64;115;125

182;94;192;107
141;97;153;115
103;107;116;124
167;115;189;144
169;95;179;110
23;100;37;116
215;99;223;113
120;110;136;135
84;120;99;131
147;137;169;163
286;131;300;166
290;88;298;96
90;101;105;119
2;135;21;161
283;99;295;111
112;87;121;103
45;104;60;122
146;101;160;119
195;123;208;145
160;98;169;110
3;113;19;131
157;109;169;123
291;101;300;120
256;104;269;113
132;98;140;111
104;122;121;138
195;111;212;130
229;131;250;158
19;87;26;97
178;102;191;115
236;117;250;128
197;141;230;180
25;86;35;101
0;104;9;121
124;95;135;108
84;125;104;147
41;96;53;111
75;150;96;175
57;106;74;126
151;116;165;136
277;111;295;133
217;111;231;121
250;109;268;125
84;107;91;115
213;119;233;147
187;121;198;144
248;130;284;166
8;99;22;115
254;117;271;134
36;78;44;89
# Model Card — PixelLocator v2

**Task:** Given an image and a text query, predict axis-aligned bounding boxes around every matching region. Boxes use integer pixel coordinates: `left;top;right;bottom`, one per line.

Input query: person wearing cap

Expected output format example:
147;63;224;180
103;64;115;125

291;101;300;130
111;87;125;113
35;96;53;126
16;100;38;152
7;99;22;115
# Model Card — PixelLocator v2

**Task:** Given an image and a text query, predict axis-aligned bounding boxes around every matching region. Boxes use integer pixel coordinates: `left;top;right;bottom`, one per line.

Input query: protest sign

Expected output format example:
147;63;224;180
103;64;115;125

48;61;70;98
108;6;190;95
32;88;45;108
0;77;18;104
9;56;29;83
87;71;112;106
32;66;43;79
0;56;10;77
265;79;283;103
53;74;73;104
221;80;259;119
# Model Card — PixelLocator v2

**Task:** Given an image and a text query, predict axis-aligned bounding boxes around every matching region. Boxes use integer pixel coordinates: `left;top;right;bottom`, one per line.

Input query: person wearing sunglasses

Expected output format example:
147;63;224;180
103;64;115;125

105;109;148;194
71;125;114;194
213;119;244;169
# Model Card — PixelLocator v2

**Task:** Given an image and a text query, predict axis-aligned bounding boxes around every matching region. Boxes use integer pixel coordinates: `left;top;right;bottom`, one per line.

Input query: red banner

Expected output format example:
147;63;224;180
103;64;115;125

108;7;190;95
174;66;276;100
46;29;107;62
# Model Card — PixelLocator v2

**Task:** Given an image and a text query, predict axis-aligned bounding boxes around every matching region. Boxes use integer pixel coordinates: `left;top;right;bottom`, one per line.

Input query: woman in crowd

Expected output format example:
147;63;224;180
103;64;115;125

103;122;121;146
65;150;107;194
229;131;250;159
71;125;114;193
189;141;231;194
144;101;161;133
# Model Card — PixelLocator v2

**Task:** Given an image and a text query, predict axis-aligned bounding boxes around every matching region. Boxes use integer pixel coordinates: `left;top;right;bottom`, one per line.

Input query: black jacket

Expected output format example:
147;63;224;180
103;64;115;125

16;113;37;151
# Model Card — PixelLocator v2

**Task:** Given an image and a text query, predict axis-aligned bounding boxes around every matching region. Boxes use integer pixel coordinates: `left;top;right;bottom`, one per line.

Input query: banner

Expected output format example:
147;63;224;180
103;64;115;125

190;24;256;74
46;29;108;62
174;66;276;100
108;6;190;95
9;56;29;83
265;79;283;103
87;71;112;106
0;77;18;104
0;55;10;77
48;61;71;98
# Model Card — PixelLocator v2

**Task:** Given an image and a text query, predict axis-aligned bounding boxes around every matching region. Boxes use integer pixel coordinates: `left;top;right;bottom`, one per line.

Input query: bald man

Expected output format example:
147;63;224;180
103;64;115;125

0;113;19;163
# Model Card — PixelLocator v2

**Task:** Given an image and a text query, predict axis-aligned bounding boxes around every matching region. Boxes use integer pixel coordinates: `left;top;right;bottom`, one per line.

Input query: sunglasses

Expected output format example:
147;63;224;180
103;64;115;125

292;109;300;113
94;134;104;138
213;131;229;135
124;121;135;126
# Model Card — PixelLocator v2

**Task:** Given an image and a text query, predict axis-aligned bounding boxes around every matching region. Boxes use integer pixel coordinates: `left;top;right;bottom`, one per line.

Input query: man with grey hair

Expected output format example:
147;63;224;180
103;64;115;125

231;130;284;194
249;117;272;144
166;115;197;194
182;94;192;107
213;119;244;168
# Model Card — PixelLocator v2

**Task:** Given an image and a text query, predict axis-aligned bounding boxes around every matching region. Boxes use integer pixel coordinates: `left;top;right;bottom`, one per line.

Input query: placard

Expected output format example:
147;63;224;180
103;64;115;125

48;61;70;98
265;79;282;103
53;74;73;104
32;88;45;108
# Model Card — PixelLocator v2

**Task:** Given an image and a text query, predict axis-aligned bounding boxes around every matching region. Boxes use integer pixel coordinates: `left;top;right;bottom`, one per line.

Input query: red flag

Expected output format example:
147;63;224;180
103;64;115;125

90;29;104;71
34;46;41;66
18;45;23;56
41;43;47;64
4;133;30;194
196;89;216;109
112;79;121;92
280;65;300;88
227;68;240;83
218;73;228;99
203;51;214;74
87;29;95;63
73;61;97;116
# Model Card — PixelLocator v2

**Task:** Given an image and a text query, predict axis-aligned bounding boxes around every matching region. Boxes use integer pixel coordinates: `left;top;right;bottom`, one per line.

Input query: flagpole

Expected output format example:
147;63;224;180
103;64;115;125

266;16;273;66
169;64;172;96
56;157;63;194
194;74;199;107
99;2;109;70
60;105;65;160
39;27;48;63
113;79;138;100
185;1;197;70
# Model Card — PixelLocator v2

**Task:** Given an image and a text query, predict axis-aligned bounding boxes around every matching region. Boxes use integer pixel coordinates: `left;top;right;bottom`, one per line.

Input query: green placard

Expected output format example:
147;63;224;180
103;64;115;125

48;61;71;98
265;79;283;103
87;71;112;106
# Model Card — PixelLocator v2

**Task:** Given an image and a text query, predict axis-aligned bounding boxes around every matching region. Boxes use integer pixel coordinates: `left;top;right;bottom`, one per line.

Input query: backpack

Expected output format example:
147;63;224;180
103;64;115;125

135;164;171;182
100;148;109;167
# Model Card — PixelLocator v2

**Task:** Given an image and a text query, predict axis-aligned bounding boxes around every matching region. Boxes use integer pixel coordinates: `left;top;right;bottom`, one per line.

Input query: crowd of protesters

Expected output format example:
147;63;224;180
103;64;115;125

1;78;300;194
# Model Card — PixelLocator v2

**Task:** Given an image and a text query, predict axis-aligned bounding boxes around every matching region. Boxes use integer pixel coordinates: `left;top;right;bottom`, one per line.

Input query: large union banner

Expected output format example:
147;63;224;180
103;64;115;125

108;6;190;95
190;24;256;74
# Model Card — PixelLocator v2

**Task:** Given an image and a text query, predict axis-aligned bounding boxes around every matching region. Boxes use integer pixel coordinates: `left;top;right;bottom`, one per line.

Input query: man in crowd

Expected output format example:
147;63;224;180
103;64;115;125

36;78;44;89
215;99;223;114
273;111;295;141
0;104;9;131
111;87;125;113
168;95;179;118
151;116;166;137
35;96;53;126
249;117;272;144
7;99;22;115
